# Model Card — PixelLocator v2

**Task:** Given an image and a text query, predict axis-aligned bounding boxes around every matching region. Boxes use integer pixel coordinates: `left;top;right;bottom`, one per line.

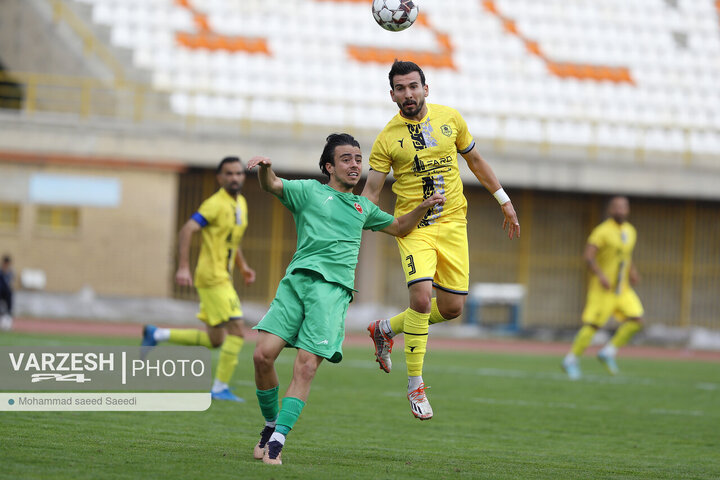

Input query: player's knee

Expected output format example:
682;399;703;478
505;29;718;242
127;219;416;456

409;296;432;314
253;347;274;370
439;304;463;320
295;357;319;382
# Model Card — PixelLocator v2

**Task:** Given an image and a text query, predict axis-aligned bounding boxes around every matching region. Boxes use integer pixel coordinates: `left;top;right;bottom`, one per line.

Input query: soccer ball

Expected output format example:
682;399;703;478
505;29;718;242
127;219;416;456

372;0;419;32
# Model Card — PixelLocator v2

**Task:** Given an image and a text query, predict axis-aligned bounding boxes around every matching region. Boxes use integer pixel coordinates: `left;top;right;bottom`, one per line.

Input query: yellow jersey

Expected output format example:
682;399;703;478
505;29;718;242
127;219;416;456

369;103;475;226
191;188;248;288
587;218;637;294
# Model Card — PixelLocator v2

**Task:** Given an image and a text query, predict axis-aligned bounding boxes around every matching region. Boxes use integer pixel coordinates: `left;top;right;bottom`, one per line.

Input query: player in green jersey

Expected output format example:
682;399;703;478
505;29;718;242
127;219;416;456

246;133;445;465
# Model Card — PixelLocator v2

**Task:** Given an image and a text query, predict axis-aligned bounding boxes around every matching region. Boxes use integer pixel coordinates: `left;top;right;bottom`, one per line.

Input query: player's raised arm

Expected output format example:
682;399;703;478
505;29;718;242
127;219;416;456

382;192;446;237
461;148;520;240
247;156;284;197
176;219;202;286
361;169;388;205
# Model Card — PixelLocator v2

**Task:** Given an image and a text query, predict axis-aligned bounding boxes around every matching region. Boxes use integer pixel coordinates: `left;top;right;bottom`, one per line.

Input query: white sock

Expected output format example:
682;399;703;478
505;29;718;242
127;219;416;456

153;328;170;342
564;353;577;364
380;319;395;338
211;379;228;393
408;375;423;391
269;432;286;445
265;420;277;428
600;343;617;357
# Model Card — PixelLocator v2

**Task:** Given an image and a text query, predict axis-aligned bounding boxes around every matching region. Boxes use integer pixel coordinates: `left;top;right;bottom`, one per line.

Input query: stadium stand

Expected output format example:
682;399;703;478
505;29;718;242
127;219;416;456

1;0;719;330
65;0;720;159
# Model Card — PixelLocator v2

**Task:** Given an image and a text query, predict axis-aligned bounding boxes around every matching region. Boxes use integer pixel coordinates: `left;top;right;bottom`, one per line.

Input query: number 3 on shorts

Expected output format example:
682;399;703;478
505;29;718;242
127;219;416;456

405;255;416;275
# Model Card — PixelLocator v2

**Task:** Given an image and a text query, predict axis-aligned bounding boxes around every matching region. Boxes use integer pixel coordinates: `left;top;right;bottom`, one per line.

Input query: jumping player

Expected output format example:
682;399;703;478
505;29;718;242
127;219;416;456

362;60;520;420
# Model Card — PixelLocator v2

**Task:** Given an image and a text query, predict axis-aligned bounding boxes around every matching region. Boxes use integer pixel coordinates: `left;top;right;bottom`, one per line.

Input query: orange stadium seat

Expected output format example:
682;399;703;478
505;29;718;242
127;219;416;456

73;0;720;154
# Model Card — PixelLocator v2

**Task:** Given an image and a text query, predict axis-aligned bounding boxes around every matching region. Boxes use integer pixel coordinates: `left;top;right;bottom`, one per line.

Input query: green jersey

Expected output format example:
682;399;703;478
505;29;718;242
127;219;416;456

278;179;394;291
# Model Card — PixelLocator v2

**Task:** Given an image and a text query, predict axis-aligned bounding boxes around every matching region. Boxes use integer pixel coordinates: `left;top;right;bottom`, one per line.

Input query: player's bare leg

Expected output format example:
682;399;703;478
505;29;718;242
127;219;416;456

262;349;323;465
370;288;465;373
253;332;285;460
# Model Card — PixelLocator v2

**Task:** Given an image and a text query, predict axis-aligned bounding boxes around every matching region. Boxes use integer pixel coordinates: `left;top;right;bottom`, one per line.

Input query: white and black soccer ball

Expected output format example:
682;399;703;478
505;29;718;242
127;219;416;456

372;0;419;32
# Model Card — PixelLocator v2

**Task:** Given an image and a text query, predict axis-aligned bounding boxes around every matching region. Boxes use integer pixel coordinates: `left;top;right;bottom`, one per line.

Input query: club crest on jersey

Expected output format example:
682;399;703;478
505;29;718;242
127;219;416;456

354;202;363;214
441;124;452;137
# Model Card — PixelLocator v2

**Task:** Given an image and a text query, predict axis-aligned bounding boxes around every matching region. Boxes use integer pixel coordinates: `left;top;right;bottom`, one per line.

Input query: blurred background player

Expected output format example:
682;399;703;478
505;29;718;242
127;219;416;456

142;156;256;401
248;134;445;464
0;255;14;331
362;60;520;420
562;196;643;380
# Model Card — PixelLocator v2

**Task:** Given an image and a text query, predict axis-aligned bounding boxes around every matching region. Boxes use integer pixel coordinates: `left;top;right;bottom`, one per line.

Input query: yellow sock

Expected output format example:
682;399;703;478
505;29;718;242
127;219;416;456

429;298;449;325
571;325;597;357
389;309;407;334
390;299;448;334
216;335;244;384
610;320;642;348
168;329;213;348
404;309;430;376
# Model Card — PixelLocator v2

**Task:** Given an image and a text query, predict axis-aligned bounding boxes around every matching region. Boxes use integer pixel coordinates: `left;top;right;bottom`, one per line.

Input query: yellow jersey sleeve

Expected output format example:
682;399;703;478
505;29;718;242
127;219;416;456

195;196;220;226
587;223;607;248
368;135;392;174
455;109;475;154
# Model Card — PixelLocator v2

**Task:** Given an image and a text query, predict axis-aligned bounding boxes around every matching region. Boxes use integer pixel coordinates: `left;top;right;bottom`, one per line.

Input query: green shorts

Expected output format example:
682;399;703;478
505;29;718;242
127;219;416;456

254;269;352;363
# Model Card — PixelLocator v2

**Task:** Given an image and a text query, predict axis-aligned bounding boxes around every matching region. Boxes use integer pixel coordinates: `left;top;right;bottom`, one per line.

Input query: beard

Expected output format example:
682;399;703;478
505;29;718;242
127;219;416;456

399;98;424;118
225;183;242;195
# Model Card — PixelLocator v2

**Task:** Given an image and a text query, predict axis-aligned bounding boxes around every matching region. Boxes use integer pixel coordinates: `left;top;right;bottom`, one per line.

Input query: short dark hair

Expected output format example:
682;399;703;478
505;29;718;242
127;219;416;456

319;133;360;178
389;60;426;89
1;255;10;264
216;156;243;174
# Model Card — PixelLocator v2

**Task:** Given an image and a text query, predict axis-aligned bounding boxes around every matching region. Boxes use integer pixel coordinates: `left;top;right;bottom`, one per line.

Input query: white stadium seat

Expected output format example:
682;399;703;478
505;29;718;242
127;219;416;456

75;0;720;156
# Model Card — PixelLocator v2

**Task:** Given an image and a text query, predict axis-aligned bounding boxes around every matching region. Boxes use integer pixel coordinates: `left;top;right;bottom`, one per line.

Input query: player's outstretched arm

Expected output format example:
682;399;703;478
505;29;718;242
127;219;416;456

247;156;284;197
176;219;201;286
462;148;520;239
382;192;446;237
361;169;388;205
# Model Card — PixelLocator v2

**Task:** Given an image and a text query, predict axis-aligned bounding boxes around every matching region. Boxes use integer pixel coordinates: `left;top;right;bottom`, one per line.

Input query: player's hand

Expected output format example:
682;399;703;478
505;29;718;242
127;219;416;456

598;274;611;290
629;269;640;286
421;192;446;209
175;267;193;287
247;156;272;170
242;266;256;286
501;201;520;240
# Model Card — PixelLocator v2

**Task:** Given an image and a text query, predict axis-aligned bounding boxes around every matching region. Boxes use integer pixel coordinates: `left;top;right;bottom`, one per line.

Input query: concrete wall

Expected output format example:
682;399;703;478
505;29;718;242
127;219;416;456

0;158;179;297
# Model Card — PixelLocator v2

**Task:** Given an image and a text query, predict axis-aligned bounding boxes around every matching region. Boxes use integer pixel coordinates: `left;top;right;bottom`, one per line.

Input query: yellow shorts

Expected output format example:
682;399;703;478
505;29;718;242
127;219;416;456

396;221;469;294
582;286;644;326
196;282;243;327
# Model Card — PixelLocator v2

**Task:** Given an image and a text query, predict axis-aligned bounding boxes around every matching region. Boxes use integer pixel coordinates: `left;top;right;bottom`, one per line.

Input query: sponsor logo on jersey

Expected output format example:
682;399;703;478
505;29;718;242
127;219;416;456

354;202;363;214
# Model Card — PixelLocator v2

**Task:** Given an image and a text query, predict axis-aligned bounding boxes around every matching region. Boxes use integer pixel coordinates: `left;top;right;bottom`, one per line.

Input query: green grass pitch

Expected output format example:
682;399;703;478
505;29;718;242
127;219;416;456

1;332;718;480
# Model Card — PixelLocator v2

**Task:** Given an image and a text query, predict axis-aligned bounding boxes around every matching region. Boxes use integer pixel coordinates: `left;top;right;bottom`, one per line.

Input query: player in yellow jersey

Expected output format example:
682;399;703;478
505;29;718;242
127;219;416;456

362;60;520;420
562;196;644;380
142;156;256;401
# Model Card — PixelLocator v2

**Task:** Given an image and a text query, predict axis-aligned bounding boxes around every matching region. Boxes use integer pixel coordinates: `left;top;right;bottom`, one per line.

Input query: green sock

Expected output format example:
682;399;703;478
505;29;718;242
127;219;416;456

275;397;305;436
256;386;279;422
